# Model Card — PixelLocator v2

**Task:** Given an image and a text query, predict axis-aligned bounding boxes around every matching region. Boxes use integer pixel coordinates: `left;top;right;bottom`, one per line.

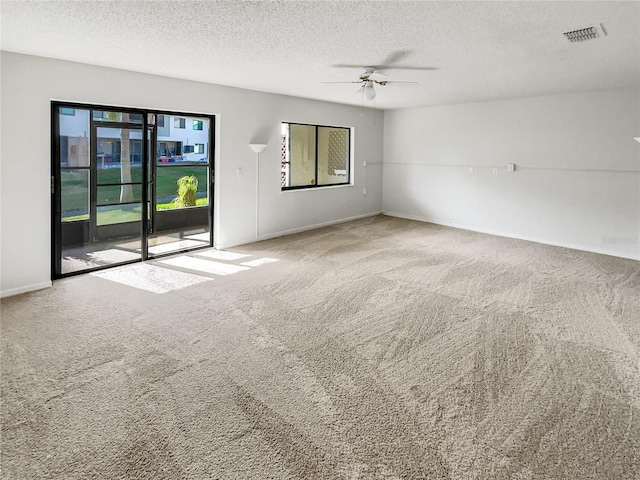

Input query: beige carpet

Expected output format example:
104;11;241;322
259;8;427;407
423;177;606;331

2;215;639;479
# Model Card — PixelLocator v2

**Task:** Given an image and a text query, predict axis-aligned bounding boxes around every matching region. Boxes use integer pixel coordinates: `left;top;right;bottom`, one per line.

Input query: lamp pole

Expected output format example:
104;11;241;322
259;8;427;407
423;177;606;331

249;144;267;239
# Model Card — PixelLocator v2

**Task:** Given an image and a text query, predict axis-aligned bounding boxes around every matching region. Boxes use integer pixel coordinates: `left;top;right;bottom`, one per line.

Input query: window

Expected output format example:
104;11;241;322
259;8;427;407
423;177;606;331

60;107;75;116
194;143;205;154
91;111;143;123
157;115;165;127
193;120;203;130
174;117;186;129
157;141;182;159
281;123;350;190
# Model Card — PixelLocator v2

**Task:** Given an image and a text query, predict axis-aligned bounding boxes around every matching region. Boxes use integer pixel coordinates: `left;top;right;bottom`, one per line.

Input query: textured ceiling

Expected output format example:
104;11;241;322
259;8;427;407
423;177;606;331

1;1;638;109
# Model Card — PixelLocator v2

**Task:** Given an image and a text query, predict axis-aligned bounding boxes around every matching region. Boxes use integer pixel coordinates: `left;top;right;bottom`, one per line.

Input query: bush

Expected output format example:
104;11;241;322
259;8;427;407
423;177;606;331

173;175;198;207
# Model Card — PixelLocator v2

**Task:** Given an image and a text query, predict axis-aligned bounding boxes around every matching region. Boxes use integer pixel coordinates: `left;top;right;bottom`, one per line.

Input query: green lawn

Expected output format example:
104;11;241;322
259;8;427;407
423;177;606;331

63;205;142;224
61;165;209;217
98;205;142;225
156;197;208;210
63;198;209;224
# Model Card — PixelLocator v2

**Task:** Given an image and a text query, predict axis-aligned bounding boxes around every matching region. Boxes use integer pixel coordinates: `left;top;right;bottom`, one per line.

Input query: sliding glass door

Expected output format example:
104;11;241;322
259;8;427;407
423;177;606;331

147;114;212;257
52;103;214;278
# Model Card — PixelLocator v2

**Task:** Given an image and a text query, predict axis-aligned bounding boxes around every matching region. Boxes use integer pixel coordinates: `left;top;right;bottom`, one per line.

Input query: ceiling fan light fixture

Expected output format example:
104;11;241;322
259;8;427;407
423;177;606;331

363;82;376;100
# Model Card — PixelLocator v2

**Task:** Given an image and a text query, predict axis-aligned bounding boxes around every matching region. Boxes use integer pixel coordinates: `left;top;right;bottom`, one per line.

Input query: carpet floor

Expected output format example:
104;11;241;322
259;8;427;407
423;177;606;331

2;215;639;479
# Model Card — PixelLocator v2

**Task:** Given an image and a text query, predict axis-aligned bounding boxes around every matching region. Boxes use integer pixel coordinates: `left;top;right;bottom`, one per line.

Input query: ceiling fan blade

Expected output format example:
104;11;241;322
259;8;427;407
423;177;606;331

376;65;438;71
356;85;365;94
382;50;412;65
381;81;419;84
333;64;368;69
321;81;362;84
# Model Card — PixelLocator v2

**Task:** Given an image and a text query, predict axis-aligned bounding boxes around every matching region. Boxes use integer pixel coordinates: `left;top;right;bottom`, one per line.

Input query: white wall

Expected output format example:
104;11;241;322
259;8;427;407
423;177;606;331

383;88;640;260
0;52;383;297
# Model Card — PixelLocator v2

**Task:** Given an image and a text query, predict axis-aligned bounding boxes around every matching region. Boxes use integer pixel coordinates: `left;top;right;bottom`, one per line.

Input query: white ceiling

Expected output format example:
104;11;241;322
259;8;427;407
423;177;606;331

1;1;638;110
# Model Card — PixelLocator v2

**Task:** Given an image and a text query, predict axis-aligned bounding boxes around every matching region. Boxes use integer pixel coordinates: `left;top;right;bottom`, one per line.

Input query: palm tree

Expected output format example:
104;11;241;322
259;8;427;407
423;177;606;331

118;113;134;203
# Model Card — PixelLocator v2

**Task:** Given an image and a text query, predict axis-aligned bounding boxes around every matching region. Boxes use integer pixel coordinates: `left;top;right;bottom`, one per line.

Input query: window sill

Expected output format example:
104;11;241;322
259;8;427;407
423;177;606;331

281;183;354;193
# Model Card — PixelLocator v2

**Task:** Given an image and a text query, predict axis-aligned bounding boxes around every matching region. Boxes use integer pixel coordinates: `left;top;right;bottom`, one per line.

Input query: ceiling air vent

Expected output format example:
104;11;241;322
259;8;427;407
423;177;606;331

564;24;606;43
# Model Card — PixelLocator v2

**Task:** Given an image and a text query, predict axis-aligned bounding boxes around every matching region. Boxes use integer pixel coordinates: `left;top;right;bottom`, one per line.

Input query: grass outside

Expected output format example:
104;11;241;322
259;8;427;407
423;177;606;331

98;205;142;225
63;198;209;224
63;205;142;225
156;197;208;210
62;165;209;217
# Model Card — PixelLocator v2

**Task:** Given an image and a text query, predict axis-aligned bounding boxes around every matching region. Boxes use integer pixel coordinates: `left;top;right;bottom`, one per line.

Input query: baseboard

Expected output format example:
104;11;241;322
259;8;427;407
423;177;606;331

1;281;52;299
216;211;383;250
382;211;640;261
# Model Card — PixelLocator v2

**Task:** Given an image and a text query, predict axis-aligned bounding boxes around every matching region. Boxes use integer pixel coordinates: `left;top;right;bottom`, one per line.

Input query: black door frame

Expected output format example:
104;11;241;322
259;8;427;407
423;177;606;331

51;101;216;279
91;119;147;247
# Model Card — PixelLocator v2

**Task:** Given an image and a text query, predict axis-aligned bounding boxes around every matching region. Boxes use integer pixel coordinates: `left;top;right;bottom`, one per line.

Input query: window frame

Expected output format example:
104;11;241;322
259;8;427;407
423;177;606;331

193;120;203;131
281;122;352;191
174;117;186;129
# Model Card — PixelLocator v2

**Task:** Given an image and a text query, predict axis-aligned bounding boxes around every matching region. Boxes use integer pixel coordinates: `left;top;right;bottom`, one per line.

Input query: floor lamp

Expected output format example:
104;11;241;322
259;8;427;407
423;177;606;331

249;143;267;238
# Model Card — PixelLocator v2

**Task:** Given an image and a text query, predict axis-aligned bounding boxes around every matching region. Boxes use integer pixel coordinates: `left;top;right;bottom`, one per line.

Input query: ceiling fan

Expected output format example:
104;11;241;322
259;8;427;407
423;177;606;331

323;67;418;100
325;50;437;101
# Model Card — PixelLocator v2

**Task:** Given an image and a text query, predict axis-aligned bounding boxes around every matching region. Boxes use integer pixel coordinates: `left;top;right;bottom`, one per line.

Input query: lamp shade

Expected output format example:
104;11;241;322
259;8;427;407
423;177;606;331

249;143;267;153
363;82;376;101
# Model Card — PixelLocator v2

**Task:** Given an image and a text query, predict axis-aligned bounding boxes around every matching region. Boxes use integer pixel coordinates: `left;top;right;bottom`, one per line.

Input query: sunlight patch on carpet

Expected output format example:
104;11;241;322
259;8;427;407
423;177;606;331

91;263;212;294
158;256;250;276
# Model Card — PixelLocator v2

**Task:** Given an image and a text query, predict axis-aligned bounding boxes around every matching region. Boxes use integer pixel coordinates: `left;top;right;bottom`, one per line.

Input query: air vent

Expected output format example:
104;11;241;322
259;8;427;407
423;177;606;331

564;24;606;43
